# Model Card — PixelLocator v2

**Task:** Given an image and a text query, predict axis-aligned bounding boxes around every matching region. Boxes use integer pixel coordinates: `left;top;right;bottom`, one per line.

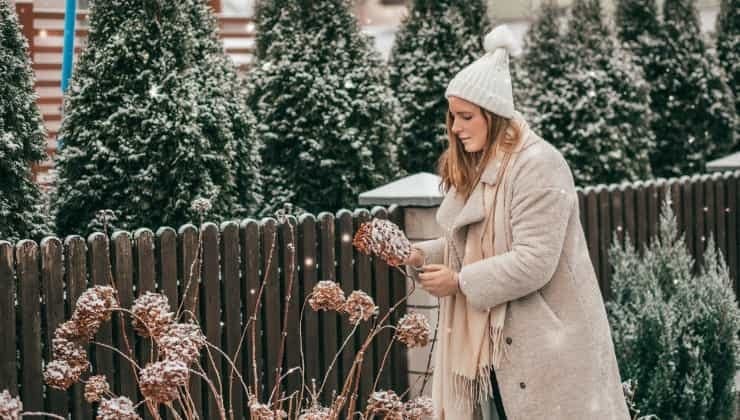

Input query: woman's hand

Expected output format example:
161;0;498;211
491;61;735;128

404;248;426;268
418;264;459;297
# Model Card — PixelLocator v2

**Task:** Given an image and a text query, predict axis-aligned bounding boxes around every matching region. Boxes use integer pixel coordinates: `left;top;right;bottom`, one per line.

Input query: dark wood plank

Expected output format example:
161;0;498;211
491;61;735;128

645;180;659;248
634;181;649;254
585;187;601;287
388;205;409;393
261;218;281;401
610;185;624;247
280;215;301;397
712;173;727;267
240;219;262;399
298;214;320;398
40;237;69;416
134;228;157;420
704;175;716;265
156;227;178;311
598;187;612;299
88;233;115;389
693;175;706;271
669;179;683;236
221;221;244;420
65;236;93;420
336;209;357;404
370;207;392;392
0;241;17;394
680;177;695;264
576;188;587;236
622;184;636;247
317;212;340;401
201;223;221;420
17;240;43;412
177;224;202;414
112;231;137;401
353;209;375;404
724;172;738;294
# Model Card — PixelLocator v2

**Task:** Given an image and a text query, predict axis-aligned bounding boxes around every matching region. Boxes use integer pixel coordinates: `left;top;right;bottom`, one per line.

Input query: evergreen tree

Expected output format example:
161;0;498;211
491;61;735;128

246;0;400;215
716;0;739;142
52;0;261;236
0;0;51;242
617;0;737;177
607;194;740;419
388;0;489;174
520;0;653;186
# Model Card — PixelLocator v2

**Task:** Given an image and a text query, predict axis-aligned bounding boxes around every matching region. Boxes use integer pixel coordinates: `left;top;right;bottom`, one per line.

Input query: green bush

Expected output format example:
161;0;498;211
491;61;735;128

607;193;740;419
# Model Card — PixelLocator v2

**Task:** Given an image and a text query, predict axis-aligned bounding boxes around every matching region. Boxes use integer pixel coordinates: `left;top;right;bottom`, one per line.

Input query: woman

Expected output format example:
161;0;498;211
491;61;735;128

404;25;630;420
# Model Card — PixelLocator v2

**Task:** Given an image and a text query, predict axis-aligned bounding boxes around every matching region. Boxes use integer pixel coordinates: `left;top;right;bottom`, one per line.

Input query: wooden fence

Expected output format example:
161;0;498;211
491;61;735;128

0;206;408;419
575;171;740;300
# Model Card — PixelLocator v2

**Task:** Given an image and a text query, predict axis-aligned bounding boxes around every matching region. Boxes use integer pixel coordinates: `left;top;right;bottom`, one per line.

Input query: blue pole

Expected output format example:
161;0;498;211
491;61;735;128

59;0;77;149
61;0;76;92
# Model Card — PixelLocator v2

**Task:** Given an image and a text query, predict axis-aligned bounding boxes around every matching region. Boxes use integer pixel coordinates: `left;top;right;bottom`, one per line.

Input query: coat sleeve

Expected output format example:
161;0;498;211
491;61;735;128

458;149;577;310
404;237;445;283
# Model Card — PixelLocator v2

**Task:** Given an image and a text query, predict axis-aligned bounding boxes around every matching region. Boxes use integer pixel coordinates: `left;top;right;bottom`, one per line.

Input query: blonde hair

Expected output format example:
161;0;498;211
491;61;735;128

437;107;521;199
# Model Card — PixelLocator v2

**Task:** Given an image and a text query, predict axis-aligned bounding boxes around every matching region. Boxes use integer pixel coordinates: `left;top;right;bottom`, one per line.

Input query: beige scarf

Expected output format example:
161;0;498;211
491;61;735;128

433;120;527;419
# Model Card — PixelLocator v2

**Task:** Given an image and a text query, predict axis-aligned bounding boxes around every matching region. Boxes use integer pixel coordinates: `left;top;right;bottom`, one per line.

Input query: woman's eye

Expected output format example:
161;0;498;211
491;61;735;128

462;116;472;121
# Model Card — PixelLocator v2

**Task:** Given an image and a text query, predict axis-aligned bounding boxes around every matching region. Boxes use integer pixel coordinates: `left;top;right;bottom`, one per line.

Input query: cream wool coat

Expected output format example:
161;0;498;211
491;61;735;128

412;129;630;420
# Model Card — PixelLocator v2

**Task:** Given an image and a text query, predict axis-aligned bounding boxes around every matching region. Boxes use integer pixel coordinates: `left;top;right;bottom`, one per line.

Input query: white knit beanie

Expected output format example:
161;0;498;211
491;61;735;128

445;25;521;119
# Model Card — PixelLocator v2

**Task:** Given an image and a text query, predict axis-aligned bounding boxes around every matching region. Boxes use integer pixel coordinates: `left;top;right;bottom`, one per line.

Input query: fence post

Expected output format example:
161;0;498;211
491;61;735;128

359;173;444;398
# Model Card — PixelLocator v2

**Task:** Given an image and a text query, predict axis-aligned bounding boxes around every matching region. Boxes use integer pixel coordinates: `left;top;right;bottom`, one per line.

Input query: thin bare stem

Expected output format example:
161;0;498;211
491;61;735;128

20;412;66;420
272;219;296;410
371;334;397;393
176;227;204;320
189;367;227;420
91;340;141;370
205;342;250;399
317;319;361;397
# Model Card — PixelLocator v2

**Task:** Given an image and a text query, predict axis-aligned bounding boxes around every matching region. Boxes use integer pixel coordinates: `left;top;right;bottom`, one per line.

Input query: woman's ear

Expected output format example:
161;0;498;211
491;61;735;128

497;123;519;154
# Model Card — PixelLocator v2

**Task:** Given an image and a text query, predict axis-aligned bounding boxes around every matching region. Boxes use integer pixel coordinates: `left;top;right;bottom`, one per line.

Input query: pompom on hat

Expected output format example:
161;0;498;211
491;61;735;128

445;25;521;119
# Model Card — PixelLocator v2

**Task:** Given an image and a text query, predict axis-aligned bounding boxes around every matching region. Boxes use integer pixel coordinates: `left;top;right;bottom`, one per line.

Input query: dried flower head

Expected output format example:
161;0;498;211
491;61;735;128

297;405;331;420
248;396;288;419
343;290;378;324
309;281;346;312
366;390;404;419
353;219;411;267
157;322;207;365
54;319;82;342
131;292;174;338
43;360;81;390
84;375;110;403
395;312;431;348
404;396;434;420
139;360;189;404
0;390;22;420
97;396;141;420
52;337;90;373
72;286;118;339
190;197;212;215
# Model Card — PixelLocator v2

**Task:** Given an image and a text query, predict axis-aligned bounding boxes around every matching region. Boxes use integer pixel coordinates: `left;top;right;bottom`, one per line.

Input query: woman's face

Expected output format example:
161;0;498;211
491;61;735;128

448;96;488;153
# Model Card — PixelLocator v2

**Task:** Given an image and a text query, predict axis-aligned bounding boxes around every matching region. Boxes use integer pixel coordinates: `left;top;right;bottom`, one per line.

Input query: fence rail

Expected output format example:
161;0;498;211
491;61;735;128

0;206;408;419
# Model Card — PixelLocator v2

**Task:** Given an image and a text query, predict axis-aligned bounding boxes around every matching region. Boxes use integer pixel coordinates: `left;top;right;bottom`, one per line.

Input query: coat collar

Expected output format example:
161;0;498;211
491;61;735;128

436;113;538;233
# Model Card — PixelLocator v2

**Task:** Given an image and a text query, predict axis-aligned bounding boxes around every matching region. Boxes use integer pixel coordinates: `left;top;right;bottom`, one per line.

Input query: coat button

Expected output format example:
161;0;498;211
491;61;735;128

505;337;512;345
520;382;526;389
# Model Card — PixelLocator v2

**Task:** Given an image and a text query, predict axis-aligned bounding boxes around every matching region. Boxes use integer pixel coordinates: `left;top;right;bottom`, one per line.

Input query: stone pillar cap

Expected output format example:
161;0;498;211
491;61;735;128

358;172;443;207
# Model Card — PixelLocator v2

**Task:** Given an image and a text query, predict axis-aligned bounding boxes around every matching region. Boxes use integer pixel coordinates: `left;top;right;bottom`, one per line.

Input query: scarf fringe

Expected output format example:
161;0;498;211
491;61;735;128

451;323;509;412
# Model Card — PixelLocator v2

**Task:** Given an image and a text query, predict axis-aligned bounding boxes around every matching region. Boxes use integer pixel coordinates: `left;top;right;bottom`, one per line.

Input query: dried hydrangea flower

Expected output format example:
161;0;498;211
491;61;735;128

248;396;287;419
97;396;141;420
72;286;118;339
190;197;212;215
157;322;207;365
308;281;346;312
43;360;80;390
84;375;110;403
131;292;174;338
343;290;378;324
395;312;431;348
366;390;404;419
353;219;411;267
139;360;189;404
0;390;22;420
297;404;331;420
52;337;90;373
54;319;82;342
404;396;434;420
